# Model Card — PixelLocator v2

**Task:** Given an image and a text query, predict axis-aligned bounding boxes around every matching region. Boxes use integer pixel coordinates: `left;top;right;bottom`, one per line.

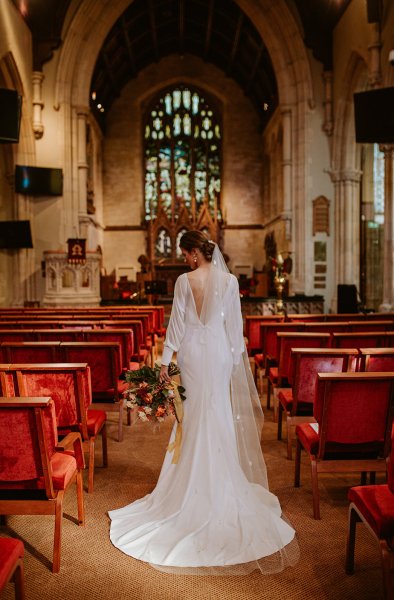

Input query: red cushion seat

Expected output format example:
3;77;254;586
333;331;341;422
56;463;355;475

268;366;278;382
278;388;293;408
0;538;24;590
348;484;394;540
86;409;106;436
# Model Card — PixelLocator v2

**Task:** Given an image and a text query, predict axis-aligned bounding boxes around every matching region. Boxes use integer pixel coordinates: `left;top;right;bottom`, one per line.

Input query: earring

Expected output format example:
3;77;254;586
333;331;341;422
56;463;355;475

193;255;197;264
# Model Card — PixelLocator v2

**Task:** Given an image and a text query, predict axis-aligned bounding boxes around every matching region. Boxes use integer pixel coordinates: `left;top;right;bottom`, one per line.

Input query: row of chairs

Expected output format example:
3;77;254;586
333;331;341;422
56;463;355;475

0;362;107;492
261;330;394;410
245;313;394;354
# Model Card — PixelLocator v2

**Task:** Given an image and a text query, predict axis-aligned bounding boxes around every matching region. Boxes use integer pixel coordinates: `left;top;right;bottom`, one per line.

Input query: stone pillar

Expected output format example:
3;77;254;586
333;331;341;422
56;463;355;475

368;23;382;89
76;106;89;216
322;71;333;138
331;169;362;291
380;145;394;310
281;105;292;240
32;71;44;139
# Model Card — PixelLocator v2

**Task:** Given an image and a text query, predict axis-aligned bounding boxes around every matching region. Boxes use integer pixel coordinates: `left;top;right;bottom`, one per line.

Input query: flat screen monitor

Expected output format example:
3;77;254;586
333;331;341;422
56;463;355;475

0;220;33;249
354;87;394;143
0;88;22;143
15;165;63;196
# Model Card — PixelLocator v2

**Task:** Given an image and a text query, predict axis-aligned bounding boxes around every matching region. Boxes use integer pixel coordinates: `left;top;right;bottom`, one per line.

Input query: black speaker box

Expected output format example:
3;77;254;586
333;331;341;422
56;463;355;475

366;0;382;23
337;284;358;314
0;88;22;143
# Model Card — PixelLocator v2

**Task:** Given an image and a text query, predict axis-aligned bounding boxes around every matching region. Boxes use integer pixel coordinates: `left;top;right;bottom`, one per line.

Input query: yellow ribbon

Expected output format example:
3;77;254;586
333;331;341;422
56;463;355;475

166;381;184;464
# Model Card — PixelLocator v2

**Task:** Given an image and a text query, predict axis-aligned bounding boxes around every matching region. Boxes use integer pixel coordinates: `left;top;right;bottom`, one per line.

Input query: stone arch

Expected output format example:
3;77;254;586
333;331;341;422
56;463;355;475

55;0;314;291
331;51;368;297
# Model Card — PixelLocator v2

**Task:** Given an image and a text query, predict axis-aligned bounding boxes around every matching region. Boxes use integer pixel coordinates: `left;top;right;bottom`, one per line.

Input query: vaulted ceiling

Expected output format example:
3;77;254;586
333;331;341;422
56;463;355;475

11;0;352;130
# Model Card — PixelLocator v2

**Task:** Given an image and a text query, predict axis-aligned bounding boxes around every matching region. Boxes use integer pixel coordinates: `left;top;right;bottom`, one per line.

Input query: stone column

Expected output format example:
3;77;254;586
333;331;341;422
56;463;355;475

322;71;333;138
76;106;89;216
331;169;362;290
380;145;394;310
368;22;382;89
76;107;89;239
281;105;292;240
32;71;44;139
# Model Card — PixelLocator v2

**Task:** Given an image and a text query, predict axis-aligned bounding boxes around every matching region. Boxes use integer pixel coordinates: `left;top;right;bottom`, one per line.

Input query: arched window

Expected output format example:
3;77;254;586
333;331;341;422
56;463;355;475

144;85;222;225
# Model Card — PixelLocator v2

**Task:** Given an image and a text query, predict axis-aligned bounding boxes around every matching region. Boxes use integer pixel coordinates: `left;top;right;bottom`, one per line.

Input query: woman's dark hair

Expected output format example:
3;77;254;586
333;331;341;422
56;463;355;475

179;230;215;262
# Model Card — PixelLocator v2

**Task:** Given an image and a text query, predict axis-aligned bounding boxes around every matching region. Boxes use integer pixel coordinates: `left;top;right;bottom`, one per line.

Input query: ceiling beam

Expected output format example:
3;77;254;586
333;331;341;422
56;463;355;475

148;0;159;61
102;50;117;88
227;12;244;75
245;43;264;94
204;0;215;59
179;0;185;56
121;15;137;76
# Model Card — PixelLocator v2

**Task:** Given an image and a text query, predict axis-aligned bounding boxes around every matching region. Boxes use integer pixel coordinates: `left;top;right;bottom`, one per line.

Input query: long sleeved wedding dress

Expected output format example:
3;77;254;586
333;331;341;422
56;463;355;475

109;247;299;575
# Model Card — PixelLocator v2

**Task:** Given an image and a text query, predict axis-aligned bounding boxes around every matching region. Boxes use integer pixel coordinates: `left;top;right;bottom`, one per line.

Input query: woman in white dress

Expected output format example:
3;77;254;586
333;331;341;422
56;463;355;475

109;231;299;575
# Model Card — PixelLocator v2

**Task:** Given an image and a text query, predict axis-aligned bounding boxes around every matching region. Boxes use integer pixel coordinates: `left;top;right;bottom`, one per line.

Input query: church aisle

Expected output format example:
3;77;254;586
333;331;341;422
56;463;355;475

1;403;384;600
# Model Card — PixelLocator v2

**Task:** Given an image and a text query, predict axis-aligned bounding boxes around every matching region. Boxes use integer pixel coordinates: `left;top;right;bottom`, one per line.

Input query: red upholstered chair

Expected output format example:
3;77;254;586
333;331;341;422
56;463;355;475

100;320;150;365
279;348;358;459
262;322;305;410
35;328;84;342
0;330;35;342
0;538;25;600
345;432;394;599
358;348;394;373
85;328;139;371
0;397;85;572
331;331;388;348
60;342;127;441
12;363;107;493
294;372;394;519
3;341;61;363
270;332;329;423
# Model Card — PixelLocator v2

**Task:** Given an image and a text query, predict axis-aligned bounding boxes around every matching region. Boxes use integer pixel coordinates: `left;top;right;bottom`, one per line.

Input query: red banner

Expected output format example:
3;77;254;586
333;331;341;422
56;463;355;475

67;238;86;264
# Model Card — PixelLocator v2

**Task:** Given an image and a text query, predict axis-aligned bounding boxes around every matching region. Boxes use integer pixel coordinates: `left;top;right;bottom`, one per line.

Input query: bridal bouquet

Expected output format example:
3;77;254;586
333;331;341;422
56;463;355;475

123;362;186;424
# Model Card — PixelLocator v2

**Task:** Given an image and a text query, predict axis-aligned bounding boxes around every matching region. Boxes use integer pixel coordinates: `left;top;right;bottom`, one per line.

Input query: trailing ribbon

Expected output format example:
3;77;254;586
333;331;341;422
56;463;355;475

167;381;183;464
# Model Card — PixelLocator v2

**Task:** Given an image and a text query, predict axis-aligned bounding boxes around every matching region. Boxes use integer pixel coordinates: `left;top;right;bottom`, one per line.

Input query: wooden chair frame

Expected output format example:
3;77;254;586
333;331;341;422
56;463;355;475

346;501;394;600
294;372;394;519
12;363;107;493
282;348;358;460
0;539;25;600
0;397;85;572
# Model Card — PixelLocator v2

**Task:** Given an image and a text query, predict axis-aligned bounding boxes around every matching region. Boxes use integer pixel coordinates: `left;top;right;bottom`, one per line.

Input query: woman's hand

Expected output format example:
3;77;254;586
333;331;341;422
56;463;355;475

159;364;171;384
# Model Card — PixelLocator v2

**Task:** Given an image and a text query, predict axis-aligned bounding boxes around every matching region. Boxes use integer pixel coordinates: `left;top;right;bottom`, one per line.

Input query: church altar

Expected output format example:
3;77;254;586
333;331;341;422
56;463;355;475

42;251;101;307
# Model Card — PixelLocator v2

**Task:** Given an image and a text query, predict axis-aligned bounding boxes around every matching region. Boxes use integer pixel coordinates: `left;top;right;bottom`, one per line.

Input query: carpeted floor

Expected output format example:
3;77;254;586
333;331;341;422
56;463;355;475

1;386;387;600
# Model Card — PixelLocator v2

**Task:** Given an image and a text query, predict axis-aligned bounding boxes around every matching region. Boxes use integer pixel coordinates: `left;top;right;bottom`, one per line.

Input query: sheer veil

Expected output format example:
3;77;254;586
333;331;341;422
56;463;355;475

205;242;270;490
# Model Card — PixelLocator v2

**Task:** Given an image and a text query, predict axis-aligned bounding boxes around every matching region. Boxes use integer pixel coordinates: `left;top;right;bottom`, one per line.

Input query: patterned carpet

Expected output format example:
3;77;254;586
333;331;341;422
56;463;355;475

1;387;386;600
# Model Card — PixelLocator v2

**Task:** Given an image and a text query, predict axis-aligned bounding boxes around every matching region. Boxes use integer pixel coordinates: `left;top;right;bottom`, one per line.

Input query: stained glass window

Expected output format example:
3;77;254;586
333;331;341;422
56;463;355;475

144;86;222;222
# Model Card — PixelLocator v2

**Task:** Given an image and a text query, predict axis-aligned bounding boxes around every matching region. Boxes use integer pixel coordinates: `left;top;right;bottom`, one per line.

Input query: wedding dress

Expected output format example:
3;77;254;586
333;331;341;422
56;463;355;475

109;245;299;575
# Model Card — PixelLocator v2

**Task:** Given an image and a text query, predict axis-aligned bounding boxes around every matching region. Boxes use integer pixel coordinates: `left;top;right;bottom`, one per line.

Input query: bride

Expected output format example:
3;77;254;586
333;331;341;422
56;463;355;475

109;230;299;575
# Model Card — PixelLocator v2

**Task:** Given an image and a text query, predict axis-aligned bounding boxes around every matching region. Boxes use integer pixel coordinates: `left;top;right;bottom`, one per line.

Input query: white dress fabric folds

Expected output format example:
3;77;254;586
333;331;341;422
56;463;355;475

109;254;299;575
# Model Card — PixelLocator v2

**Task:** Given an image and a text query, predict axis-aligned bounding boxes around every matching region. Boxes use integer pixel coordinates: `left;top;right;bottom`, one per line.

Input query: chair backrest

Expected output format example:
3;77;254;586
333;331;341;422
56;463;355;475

314;372;394;458
331;331;387;348
388;431;394;493
0;330;35;342
3;342;61;363
348;320;394;332
358;348;394;372
11;363;91;432
0;364;15;396
35;329;84;342
60;342;121;396
244;316;283;354
262;322;305;362
0;397;57;497
291;348;358;412
84;329;134;370
303;322;348;334
277;333;330;384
